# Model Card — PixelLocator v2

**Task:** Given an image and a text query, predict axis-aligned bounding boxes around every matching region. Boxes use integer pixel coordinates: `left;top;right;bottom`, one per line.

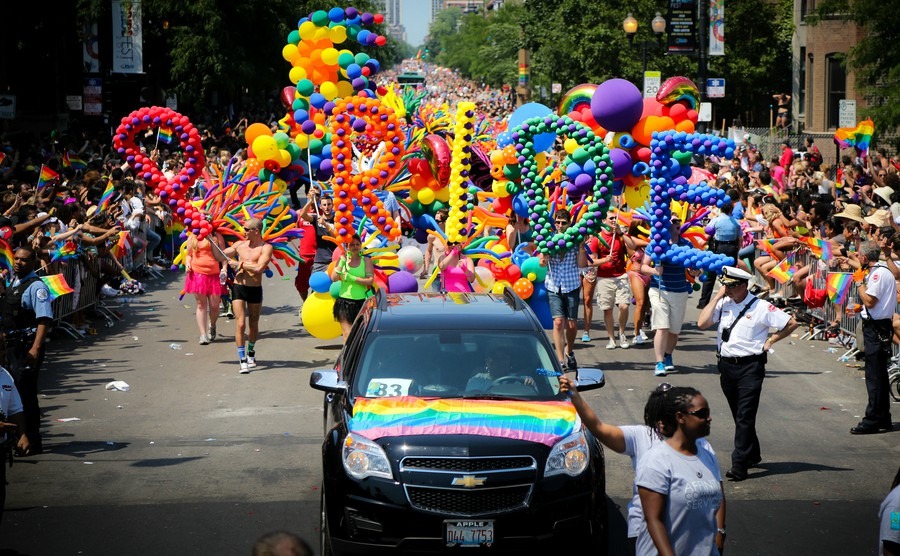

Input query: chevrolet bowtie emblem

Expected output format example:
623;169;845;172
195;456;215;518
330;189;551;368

451;475;487;488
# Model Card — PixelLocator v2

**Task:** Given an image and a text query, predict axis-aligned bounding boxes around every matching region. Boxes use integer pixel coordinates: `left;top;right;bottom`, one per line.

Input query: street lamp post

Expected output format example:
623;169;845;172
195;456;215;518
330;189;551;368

623;12;667;77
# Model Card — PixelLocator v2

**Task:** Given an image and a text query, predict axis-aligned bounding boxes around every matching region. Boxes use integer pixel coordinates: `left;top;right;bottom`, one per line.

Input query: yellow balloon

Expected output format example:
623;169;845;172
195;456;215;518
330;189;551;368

623;180;650;209
282;44;299;62
535;152;547;171
320;81;339;101
492;180;510;198
435;187;450;203
298;21;317;41
295;134;309;149
252;135;279;161
278;149;292;168
336;80;354;99
330;26;348;44
289;66;307;85
321;48;339;66
491;280;511;294
380;253;399;276
300;293;342;340
564;138;579;154
418;188;435;205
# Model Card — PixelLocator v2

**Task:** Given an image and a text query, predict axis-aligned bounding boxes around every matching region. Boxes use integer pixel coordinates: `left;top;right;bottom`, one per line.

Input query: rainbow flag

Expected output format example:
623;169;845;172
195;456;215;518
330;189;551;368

802;237;833;261
348;397;579;447
40;274;74;300
98;180;115;211
37;165;59;189
0;240;13;273
69;155;87;171
51;240;79;262
767;255;797;285
158;128;174;145
826;272;854;305
756;238;779;259
834;118;875;157
111;231;131;259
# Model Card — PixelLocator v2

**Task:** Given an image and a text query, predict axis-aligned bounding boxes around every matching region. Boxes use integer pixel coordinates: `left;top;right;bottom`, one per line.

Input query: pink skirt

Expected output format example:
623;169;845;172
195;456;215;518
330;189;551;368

184;271;226;296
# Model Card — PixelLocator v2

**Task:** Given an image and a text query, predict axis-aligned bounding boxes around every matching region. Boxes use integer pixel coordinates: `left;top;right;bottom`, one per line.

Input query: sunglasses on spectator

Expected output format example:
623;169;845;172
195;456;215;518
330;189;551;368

685;407;711;419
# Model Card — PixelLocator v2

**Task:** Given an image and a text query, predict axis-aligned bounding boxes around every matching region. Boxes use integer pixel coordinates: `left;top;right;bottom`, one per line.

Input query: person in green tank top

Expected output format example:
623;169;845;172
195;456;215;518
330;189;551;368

330;234;374;341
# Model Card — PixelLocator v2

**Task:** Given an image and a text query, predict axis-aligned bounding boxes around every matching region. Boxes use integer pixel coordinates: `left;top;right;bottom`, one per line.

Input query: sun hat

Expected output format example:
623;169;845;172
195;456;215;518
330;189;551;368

864;208;892;228
874;186;894;206
834;204;866;224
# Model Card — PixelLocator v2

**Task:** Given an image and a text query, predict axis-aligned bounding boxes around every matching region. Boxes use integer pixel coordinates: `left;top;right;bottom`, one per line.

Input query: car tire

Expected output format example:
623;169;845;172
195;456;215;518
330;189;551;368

320;488;334;556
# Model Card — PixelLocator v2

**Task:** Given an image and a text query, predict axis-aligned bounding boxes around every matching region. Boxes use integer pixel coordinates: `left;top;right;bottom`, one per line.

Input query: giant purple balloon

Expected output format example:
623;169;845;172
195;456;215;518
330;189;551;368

608;148;633;180
590;79;644;133
387;270;418;293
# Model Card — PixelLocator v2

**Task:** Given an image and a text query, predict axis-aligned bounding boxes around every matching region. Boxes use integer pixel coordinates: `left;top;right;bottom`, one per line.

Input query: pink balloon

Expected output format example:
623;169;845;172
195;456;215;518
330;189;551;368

641;97;664;119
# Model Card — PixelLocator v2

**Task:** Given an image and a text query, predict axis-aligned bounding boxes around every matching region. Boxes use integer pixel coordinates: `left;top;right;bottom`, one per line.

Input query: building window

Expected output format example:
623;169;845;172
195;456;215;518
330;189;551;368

807;53;814;130
800;0;807;21
799;47;806;116
826;54;846;129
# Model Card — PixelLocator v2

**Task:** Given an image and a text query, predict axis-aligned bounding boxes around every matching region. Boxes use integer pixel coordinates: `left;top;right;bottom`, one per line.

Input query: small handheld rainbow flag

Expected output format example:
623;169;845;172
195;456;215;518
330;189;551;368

802;237;833;261
767;254;797;285
0;240;13;274
98;180;116;211
158;128;174;145
756;238;780;259
40;274;74;300
37;165;59;189
826;272;854;305
834;118;875;157
51;240;79;262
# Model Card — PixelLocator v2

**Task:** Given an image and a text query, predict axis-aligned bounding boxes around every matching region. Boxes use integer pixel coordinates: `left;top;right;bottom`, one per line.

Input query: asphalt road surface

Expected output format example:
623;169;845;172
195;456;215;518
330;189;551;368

2;272;897;555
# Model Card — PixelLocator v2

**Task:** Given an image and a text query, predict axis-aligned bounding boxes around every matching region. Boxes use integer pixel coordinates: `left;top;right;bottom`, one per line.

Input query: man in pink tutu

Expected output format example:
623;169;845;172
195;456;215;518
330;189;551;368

224;218;274;374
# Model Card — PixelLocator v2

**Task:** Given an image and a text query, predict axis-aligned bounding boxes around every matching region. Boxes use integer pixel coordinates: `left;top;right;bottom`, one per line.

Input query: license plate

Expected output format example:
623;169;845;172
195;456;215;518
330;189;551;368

445;520;494;547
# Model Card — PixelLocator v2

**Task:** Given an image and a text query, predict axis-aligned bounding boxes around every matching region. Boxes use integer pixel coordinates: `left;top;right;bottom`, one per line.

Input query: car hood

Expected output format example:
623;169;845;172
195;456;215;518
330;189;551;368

348;396;580;447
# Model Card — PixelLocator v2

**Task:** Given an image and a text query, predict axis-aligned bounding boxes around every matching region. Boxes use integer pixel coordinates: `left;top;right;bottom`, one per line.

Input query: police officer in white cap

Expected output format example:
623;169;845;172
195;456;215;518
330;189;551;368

698;266;798;481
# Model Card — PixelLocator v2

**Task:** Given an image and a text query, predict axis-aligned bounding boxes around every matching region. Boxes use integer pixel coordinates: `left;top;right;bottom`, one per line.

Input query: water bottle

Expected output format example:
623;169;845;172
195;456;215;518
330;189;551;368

219;267;227;285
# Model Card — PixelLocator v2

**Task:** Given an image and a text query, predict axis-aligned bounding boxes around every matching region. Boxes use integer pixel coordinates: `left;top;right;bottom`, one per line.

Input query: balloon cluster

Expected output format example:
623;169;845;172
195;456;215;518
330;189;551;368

112;107;208;237
513;115;614;255
648;130;735;273
329;95;404;243
406;137;451;216
445;102;477;242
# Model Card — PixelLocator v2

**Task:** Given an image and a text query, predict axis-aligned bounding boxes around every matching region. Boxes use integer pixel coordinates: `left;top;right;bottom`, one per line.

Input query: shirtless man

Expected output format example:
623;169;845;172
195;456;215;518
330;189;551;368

224;218;274;374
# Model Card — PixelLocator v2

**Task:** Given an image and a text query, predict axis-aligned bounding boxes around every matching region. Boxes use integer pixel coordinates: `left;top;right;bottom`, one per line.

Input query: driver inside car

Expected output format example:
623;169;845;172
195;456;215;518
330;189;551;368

466;350;536;392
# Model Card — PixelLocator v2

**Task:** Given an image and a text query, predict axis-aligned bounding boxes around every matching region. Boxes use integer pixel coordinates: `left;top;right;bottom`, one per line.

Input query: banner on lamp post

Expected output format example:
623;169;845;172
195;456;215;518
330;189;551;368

666;0;697;55
111;1;143;74
709;0;725;56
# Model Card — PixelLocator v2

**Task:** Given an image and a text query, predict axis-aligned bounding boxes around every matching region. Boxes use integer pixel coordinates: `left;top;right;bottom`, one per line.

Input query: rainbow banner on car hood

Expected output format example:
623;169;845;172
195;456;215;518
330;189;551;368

349;397;580;447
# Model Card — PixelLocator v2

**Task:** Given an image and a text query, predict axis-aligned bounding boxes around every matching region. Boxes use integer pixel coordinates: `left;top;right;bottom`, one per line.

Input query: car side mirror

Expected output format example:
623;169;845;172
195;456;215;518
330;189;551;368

310;370;348;393
574;368;605;392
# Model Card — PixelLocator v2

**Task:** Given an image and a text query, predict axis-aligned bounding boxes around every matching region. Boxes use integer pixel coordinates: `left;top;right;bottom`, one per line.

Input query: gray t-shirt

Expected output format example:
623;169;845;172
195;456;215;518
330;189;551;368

622;426;715;538
635;441;723;556
880;484;900;555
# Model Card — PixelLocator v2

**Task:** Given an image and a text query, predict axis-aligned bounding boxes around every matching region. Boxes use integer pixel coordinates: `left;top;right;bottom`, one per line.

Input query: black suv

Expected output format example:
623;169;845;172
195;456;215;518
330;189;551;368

311;290;607;555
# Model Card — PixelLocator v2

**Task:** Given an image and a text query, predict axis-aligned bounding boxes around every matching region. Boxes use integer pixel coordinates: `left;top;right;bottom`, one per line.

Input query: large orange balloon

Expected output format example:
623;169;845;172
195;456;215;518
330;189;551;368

245;123;272;145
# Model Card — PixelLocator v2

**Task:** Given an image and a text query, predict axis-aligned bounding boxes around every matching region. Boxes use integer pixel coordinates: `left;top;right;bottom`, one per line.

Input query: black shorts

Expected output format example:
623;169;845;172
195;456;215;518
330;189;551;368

333;297;366;324
233;284;263;304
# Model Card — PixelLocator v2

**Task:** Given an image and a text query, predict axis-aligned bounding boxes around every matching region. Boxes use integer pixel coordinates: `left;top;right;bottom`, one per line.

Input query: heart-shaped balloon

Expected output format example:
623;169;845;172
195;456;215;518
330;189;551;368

328;96;404;243
113;106;208;237
512;114;614;255
647;130;735;273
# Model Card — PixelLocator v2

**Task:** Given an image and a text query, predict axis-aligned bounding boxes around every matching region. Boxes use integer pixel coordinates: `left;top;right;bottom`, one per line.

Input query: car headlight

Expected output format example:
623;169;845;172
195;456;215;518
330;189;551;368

342;432;393;480
544;430;589;478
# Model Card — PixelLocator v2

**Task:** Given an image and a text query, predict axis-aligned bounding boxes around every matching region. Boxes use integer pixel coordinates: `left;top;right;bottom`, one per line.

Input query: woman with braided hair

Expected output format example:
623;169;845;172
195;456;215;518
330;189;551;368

636;386;726;556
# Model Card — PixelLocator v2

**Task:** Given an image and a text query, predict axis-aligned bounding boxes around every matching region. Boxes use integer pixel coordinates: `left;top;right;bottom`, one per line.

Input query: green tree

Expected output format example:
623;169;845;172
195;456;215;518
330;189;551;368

810;0;900;145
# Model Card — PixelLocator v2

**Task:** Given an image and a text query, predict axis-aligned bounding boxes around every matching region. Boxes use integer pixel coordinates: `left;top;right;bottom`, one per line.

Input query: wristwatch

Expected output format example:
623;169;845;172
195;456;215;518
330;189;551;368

717;527;727;535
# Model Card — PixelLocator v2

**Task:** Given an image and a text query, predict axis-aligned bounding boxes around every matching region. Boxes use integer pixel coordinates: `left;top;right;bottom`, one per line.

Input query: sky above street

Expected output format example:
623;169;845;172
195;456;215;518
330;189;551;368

400;0;431;47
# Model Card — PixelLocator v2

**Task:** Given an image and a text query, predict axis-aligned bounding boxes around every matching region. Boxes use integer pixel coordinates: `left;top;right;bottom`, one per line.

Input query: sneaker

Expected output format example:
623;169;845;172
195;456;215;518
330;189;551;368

208;325;217;342
581;332;591;342
619;333;630;349
247;356;257;369
663;354;675;371
199;335;209;345
654;362;667;377
239;361;250;374
633;330;648;345
566;352;577;371
605;339;617;350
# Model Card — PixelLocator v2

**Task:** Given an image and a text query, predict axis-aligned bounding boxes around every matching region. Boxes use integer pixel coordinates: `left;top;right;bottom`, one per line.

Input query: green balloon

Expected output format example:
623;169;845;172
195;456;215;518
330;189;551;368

572;148;590;164
431;200;447;212
338;52;355;68
296;79;315;97
354;52;370;66
309;138;324;153
287;30;300;44
673;150;693;165
503;165;521;179
408;200;424;216
329;280;342;298
311;10;329;26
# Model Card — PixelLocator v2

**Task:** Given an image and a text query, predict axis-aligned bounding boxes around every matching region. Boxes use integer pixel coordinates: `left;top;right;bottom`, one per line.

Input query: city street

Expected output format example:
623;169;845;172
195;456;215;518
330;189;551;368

2;272;898;555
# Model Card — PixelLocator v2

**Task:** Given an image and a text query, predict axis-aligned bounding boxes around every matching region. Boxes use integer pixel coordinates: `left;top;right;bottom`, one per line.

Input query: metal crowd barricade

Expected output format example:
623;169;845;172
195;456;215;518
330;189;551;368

45;256;126;340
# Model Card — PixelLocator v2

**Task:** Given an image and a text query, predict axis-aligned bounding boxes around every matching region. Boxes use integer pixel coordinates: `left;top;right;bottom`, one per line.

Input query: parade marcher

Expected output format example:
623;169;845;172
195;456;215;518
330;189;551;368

588;212;631;349
636;386;726;556
0;364;31;523
183;230;227;344
561;377;721;556
849;242;896;434
625;220;651;345
698;201;742;310
438;241;475;293
879;466;900;556
224;218;274;374
330;234;374;341
300;187;336;275
539;209;588;370
697;266;798;481
293;199;318;303
640;217;696;376
2;246;53;454
420;209;448;280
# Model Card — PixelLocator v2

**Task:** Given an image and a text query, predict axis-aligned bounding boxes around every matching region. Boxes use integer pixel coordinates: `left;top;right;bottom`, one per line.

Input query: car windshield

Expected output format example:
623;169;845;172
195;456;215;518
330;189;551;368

351;331;563;401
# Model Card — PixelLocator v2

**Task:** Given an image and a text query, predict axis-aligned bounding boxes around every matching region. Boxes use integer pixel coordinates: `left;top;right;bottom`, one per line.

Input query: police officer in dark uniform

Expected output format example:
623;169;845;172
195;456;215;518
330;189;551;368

2;246;53;455
698;266;798;481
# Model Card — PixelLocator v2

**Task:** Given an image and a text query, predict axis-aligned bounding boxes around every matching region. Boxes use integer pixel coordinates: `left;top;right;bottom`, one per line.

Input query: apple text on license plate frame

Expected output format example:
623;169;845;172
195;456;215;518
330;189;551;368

445;520;494;547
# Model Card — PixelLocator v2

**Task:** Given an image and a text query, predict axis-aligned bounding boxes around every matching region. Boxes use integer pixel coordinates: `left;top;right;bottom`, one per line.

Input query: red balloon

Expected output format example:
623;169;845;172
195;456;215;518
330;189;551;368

280;86;296;109
569;110;584;122
375;35;387;46
668;103;687;122
374;14;384;24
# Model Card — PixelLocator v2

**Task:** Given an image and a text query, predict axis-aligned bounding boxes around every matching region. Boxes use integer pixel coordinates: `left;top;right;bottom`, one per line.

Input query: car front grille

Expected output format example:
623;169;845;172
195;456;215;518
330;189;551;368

401;456;535;473
406;485;532;516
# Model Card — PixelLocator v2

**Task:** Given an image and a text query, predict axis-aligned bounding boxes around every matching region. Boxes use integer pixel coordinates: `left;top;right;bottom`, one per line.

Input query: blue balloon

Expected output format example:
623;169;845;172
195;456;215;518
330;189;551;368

527;282;553;330
512;192;530;217
508;103;556;152
497;131;514;147
309;271;332;293
512;243;531;267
